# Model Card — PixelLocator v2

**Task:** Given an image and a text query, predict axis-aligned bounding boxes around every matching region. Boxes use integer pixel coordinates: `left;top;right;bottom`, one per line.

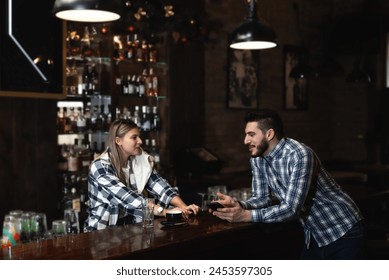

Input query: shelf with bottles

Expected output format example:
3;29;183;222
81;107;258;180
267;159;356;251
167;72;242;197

66;56;112;97
57;95;112;135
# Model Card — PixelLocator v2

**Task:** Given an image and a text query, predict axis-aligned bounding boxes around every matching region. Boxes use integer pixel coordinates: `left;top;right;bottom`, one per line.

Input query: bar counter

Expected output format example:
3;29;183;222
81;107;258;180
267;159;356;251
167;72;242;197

1;212;303;260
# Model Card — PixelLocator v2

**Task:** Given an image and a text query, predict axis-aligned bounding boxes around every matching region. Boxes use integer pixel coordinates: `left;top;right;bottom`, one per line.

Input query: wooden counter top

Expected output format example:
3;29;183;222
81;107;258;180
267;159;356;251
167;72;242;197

1;212;303;260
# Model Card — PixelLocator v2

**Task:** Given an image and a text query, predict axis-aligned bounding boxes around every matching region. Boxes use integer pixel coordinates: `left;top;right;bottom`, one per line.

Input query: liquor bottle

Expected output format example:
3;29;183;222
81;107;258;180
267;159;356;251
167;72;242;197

59;175;73;214
92;141;100;160
125;34;134;62
81;26;92;57
95;105;106;131
89;64;99;94
67;142;78;173
84;103;92;132
90;105;99;131
57;145;68;172
76;107;86;133
133;105;141;127
133;75;140;96
79;137;92;174
67;107;77;133
140;105;151;131
82;64;90;95
146;68;158;97
127;74;135;95
148;41;157;63
150;139;160;165
138;75;145;97
105;104;112;131
57;107;65;134
143;138;151;153
122;75;129;95
151;106;161;131
141;40;148;62
100;63;110;94
69;107;78;133
70;184;81;213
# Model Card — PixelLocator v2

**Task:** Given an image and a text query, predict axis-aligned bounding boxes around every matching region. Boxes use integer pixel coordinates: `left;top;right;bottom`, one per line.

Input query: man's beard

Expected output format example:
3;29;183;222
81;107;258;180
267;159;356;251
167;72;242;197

250;138;269;158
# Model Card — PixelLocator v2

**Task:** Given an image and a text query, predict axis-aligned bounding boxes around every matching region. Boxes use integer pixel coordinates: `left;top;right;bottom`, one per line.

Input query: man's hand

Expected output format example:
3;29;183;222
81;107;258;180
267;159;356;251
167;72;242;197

210;192;250;222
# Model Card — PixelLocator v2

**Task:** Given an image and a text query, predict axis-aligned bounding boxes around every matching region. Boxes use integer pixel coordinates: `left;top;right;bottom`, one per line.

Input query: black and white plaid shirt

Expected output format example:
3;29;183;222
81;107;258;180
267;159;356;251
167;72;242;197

84;152;178;231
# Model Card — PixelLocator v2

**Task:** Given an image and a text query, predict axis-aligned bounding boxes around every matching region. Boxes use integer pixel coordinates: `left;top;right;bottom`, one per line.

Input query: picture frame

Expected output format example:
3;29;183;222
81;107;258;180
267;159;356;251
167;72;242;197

227;48;259;109
283;45;308;110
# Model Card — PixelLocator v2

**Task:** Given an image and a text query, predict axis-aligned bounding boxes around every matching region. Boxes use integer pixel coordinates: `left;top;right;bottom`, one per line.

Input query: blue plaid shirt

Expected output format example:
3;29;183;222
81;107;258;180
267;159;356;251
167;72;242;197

240;138;363;247
84;152;178;231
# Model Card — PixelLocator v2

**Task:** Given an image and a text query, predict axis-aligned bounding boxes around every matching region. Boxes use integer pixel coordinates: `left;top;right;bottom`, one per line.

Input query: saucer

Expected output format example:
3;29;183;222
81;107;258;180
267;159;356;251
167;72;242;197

160;220;188;228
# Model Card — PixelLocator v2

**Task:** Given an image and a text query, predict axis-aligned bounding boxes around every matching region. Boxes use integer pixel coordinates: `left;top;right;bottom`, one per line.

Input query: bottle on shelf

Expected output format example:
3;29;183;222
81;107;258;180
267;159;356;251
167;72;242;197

146;68;158;97
151;106;161;131
140;105;151;131
57;107;65;134
150;139;160;165
89;64;99;94
81;26;92;57
57;145;68;172
127;74;135;95
76;107;87;133
59;174;73;215
138;75;145;97
133;105;141;127
122;75;129;95
67;141;79;172
69;178;81;213
82;64;91;95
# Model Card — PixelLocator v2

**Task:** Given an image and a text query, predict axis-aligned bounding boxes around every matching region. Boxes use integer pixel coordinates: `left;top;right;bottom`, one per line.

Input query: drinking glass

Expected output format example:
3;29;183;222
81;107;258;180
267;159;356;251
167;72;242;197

30;213;47;241
1;215;21;247
142;198;155;228
52;220;67;237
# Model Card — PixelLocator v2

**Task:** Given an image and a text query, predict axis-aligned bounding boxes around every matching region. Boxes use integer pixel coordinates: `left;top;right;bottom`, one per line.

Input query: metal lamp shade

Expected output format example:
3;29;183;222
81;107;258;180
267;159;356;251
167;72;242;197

53;0;121;22
230;19;277;50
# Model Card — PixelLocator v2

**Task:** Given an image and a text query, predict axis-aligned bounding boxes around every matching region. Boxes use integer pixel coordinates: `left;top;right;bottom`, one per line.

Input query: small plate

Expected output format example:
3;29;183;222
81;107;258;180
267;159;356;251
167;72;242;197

160;220;188;228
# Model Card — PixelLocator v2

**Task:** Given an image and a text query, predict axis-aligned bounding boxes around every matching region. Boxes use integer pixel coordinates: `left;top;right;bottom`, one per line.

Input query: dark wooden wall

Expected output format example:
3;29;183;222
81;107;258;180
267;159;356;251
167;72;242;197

0;97;59;224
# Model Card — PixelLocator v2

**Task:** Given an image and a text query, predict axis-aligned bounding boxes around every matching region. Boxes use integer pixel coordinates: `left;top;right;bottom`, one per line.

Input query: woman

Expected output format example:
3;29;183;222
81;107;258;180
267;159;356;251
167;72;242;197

84;118;200;231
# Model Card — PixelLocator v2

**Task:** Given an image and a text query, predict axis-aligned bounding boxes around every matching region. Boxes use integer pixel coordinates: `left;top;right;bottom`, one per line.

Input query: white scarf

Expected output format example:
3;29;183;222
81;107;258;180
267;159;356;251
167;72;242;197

131;150;154;194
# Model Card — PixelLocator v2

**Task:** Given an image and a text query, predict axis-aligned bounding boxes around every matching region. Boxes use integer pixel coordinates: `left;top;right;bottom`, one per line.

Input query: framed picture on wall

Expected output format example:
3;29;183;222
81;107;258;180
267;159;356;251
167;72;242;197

227;48;259;109
283;45;308;110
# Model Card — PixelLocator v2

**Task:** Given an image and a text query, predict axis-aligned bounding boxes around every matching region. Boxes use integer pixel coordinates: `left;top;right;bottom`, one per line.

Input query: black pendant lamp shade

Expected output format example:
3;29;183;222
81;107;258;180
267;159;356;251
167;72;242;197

53;0;121;22
230;0;277;50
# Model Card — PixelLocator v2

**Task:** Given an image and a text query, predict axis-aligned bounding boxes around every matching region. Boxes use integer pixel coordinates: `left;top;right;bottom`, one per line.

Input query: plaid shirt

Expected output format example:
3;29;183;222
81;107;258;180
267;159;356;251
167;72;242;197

84;152;178;231
240;138;363;247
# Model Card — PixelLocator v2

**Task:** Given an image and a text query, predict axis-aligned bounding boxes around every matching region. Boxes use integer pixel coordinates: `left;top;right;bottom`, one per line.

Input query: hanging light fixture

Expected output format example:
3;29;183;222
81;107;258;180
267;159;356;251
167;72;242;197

52;0;121;22
289;2;317;80
229;0;277;50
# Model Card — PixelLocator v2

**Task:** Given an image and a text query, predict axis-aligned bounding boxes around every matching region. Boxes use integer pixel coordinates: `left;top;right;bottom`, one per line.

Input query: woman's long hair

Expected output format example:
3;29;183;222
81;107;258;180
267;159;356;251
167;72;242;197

107;118;138;185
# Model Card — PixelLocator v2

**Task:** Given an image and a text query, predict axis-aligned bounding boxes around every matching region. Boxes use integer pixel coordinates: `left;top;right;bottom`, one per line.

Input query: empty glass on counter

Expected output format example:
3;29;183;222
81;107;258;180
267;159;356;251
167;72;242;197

2;215;21;248
30;213;48;241
52;220;67;237
64;208;80;234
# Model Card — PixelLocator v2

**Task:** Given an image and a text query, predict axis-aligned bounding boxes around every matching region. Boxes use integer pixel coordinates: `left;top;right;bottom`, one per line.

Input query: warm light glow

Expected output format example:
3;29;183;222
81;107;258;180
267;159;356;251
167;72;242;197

230;41;277;50
55;10;120;22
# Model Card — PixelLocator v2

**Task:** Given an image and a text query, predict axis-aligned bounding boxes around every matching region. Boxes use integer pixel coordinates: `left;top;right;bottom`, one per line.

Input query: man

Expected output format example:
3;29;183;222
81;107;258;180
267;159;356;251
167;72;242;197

211;109;364;259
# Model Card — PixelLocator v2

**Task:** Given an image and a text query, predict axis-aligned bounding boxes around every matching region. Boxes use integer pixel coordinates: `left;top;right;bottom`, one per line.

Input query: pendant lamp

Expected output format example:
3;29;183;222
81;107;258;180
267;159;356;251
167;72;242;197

229;0;277;50
53;0;121;22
